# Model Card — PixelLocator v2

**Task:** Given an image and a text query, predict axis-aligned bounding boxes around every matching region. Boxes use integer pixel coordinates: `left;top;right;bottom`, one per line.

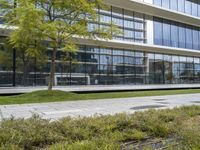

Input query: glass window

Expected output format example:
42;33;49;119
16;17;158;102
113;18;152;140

135;52;144;57
170;0;178;10
154;18;163;45
172;56;179;71
88;23;98;32
186;57;194;83
96;8;146;43
86;46;99;53
135;31;144;39
85;53;99;63
192;29;199;50
124;29;134;40
154;54;164;84
163;20;171;46
179;58;187;83
100;55;112;65
186;27;193;49
198;4;200;17
154;17;200;50
154;0;199;17
178;0;185;13
194;58;200;81
162;0;170;9
124;9;134;30
124;57;134;65
113;49;123;55
112;7;123;27
154;0;162;6
164;55;172;84
172;56;179;83
124;20;134;29
113;56;123;65
112;17;123;27
192;2;198;16
171;22;178;47
185;0;192;15
135;58;144;65
178;24;186;48
148;53;155;84
100;48;112;55
71;63;85;74
124;51;134;56
135;22;144;30
100;14;111;24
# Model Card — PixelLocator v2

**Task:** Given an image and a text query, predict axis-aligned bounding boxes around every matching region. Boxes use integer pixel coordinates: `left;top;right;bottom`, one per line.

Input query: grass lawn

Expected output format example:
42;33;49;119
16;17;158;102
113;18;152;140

0;106;200;149
0;89;200;105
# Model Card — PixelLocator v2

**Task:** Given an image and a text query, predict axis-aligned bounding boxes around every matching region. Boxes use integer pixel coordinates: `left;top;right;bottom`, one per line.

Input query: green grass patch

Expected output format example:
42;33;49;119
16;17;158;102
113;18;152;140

0;106;200;149
0;88;200;105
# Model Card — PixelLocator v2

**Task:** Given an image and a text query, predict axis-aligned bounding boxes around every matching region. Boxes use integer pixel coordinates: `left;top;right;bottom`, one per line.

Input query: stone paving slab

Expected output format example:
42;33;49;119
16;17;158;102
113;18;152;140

0;93;200;120
1;84;200;94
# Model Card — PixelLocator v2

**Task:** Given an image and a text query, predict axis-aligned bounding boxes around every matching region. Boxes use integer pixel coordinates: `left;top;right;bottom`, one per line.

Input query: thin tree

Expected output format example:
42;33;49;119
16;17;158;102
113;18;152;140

0;0;118;90
0;0;46;85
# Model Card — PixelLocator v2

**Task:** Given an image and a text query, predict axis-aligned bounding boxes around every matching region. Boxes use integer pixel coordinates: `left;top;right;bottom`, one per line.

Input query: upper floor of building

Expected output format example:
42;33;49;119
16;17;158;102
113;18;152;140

0;0;200;56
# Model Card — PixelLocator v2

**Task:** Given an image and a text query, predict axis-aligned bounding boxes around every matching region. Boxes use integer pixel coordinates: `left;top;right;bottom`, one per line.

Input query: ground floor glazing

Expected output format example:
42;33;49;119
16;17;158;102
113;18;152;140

0;45;200;86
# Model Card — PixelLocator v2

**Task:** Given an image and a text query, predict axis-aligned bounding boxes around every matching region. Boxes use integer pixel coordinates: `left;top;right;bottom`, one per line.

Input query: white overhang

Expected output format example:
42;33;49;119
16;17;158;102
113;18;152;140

105;0;200;27
1;23;200;58
75;38;200;57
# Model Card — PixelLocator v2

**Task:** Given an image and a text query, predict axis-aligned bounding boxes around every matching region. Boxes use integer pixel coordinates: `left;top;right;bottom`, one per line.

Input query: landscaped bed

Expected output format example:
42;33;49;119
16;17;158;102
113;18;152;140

0;106;200;149
1;89;200;105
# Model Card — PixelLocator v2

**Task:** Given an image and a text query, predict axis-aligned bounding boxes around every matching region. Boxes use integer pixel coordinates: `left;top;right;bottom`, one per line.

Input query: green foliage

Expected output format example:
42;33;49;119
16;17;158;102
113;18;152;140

48;140;120;150
178;116;200;149
0;115;65;149
0;106;199;149
0;0;119;89
1;0;46;60
0;43;13;69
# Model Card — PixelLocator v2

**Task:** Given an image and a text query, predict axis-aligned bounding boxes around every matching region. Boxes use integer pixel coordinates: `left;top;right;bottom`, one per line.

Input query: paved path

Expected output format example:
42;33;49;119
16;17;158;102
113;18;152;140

0;94;200;120
1;84;200;94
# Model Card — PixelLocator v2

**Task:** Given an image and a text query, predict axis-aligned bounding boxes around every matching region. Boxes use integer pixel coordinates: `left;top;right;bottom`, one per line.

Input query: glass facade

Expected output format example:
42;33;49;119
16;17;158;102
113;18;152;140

148;53;200;84
153;0;200;17
0;3;200;87
1;5;146;43
1;43;200;86
154;17;200;50
88;6;146;43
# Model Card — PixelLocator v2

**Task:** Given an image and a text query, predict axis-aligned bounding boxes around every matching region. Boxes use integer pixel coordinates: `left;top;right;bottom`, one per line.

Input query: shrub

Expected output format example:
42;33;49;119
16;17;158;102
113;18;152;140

0;106;199;149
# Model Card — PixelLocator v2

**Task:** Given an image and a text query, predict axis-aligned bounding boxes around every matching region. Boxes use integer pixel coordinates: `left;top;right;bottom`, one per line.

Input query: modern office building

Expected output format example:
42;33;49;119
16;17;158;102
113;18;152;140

0;0;200;87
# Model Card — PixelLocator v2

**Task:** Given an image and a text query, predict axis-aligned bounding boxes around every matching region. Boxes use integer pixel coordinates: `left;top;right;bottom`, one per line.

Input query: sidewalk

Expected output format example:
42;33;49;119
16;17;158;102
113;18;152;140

0;93;200;120
1;84;200;94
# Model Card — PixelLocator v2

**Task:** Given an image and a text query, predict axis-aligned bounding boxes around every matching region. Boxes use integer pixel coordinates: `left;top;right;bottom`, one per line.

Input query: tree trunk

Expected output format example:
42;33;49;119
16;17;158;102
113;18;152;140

48;47;57;90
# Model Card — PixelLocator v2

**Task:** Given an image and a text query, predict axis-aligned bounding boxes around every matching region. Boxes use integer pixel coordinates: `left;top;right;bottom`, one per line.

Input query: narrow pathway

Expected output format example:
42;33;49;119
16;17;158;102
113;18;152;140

0;93;200;120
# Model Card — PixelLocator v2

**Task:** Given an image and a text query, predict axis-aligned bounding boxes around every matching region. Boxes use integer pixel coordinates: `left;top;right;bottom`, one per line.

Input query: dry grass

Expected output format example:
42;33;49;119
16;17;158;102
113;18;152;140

0;106;199;150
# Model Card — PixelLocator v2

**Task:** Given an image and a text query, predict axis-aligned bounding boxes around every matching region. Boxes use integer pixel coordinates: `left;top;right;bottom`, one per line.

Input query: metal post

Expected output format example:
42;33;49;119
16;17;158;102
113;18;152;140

34;57;37;86
12;48;16;86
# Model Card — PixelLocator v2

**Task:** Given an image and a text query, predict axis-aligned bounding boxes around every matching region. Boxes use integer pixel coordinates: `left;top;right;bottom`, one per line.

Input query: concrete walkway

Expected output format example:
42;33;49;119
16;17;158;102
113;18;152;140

0;93;200;120
1;84;200;94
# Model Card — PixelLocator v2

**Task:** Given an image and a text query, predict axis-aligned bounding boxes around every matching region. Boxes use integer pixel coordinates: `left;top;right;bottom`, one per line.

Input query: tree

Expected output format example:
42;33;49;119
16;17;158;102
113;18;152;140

0;0;118;90
0;0;47;85
0;41;13;70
